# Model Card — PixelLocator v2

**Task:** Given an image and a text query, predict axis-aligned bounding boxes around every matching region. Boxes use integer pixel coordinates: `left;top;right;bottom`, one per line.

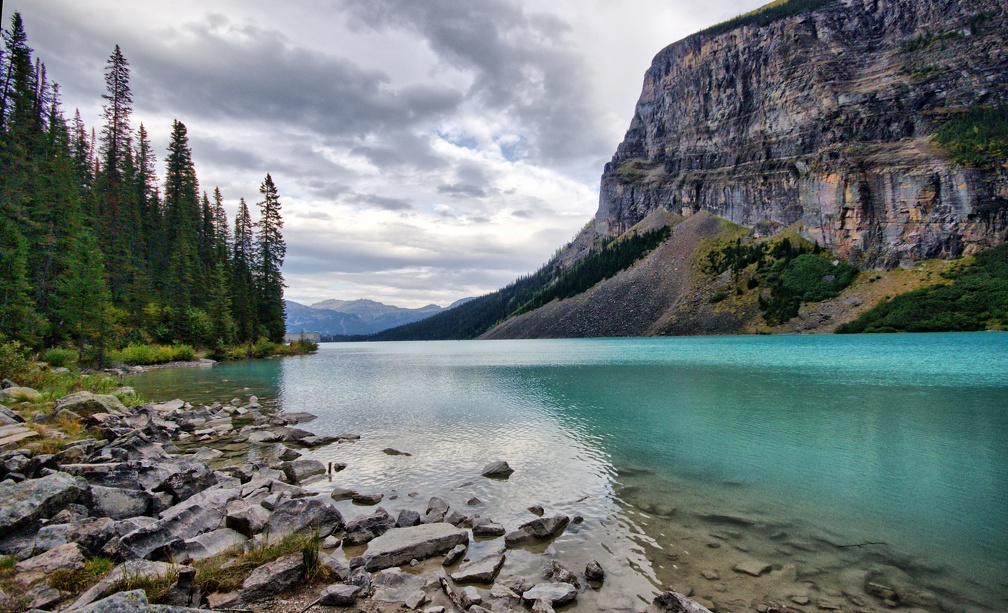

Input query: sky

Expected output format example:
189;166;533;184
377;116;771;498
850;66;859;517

13;0;764;308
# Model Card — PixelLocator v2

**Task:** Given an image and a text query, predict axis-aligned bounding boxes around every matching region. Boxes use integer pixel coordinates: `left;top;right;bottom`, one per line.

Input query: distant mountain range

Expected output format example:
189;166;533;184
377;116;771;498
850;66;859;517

284;298;472;337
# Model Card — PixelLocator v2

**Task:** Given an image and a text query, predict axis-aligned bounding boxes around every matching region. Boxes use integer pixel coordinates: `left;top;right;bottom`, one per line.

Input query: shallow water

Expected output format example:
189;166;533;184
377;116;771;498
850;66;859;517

133;333;1008;611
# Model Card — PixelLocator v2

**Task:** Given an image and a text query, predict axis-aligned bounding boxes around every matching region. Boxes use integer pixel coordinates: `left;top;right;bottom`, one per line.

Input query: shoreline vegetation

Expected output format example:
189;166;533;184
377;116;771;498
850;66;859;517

0;12;290;370
0;351;701;613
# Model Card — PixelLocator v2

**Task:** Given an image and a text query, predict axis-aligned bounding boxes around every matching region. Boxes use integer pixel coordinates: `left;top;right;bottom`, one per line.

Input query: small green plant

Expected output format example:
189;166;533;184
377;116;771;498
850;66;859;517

194;531;319;594
709;292;728;304
49;557;114;593
110;564;180;603
42;347;79;368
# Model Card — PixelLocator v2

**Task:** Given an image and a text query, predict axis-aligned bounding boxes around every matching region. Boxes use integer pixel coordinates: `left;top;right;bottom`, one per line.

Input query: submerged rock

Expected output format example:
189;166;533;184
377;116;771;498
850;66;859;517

351;523;468;571
481;460;514;479
522;583;576;606
451;552;506;584
504;514;570;548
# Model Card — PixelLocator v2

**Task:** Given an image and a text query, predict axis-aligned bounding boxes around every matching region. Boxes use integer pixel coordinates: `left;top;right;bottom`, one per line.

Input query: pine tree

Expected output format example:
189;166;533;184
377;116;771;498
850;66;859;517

254;174;286;343
207;260;236;349
232;197;256;342
96;45;136;305
56;230;111;361
0;217;43;345
211;186;230;263
162;119;200;326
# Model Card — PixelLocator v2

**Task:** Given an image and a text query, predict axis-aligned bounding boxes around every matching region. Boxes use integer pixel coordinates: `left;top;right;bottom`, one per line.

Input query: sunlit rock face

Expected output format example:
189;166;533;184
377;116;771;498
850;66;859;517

597;0;1008;267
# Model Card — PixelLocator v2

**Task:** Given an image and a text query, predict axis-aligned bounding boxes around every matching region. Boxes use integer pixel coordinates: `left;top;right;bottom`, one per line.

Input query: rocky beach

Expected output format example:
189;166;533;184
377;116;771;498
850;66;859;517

0;371;708;613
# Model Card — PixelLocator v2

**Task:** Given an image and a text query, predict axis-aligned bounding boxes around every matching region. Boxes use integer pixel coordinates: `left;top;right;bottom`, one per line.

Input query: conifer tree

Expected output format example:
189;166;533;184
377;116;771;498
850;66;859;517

254;174;286;343
0;217;43;345
162;119;200;323
232;197;256;342
207;260;236;349
212;187;230;263
56;230;111;359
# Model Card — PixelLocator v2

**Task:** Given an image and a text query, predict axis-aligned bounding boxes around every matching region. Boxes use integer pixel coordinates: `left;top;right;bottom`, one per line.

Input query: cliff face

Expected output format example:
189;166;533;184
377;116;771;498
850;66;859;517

598;0;1008;267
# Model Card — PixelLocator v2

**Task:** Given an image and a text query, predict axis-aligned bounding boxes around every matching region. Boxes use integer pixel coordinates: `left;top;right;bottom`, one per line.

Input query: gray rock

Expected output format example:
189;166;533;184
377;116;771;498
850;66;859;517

548;560;580;587
344;507;396;545
301;435;338;447
481;460;514;479
0;387;40;402
0;471;84;537
33;523;71;553
423;496;449;523
330;486;358;501
264;497;344;538
53;391;127;418
424;607;445;613
459;586;482;608
442;543;467;566
153;460;217;503
247;430;281;444
451;552;505;584
68;517;117;556
226;503;269;537
733;559;772;577
240;553;305;601
0;404;25;424
26;580;61;609
280;458;326;484
371;568;426;603
75;589;151;613
119;488;239;560
280;412;318;425
404;590;427;609
319;583;360;606
347;566;372;595
528;504;544;517
645;591;714;613
471;517;505;537
275;445;302;461
522;583;577;606
396;509;421;528
585;559;605;583
351;523;468;571
320;553;350;581
181;528;246;562
504;514;570;548
15;542;86;585
383;447;412;456
531;599;555;613
467;497;482;506
90;484;150;520
193;448;223;462
351;491;383;505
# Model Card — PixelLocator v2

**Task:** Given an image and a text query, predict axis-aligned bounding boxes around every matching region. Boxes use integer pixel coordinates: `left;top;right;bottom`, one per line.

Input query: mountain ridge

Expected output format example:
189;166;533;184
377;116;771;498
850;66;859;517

284;298;471;337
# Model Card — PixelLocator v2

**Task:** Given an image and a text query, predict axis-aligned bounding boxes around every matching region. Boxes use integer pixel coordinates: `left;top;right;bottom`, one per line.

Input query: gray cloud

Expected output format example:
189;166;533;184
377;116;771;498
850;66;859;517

354;194;414;211
437;183;486;198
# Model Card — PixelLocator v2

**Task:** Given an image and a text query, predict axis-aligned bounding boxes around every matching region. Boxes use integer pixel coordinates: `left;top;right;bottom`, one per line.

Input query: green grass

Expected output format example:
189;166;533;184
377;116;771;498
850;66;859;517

49;557;114;594
934;105;1008;168
694;0;835;39
194;531;326;594
109;343;196;366
110;564;180;603
901;30;963;54
837;243;1008;333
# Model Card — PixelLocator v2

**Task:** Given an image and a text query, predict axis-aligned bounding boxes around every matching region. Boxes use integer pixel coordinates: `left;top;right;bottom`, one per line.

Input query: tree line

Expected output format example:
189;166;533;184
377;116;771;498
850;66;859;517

0;13;286;362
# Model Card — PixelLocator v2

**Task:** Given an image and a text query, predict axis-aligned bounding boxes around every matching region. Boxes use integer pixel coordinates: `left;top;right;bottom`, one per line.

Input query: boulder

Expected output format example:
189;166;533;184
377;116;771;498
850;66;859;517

396;509;422;528
0;471;84;537
548;560;580;587
504;515;570;548
181;528;247;562
451;552;506;584
351;491;383;505
280;412;318;424
281;427;313;442
320;553;350;581
119;488;240;560
26;580;61;609
193;448;223;462
343;507;396;545
240;553;305;601
90;484;150;520
459;586;482;608
14;542;86;585
264;497;344;538
320;583;361;606
1;387;41;402
442;543;467;566
383;448;412;456
585;559;605;583
280;458;326;483
69;517;117;556
423;496;449;523
471;517;505;537
0;405;25;424
225;503;269;537
644;591;714;613
301;435;338;447
371;568;426;603
531;599;555;613
522;583;577;606
33;523;72;553
481;460;514;479
54;391;127;418
351;523;468;571
153;460;217;503
275;445;302;461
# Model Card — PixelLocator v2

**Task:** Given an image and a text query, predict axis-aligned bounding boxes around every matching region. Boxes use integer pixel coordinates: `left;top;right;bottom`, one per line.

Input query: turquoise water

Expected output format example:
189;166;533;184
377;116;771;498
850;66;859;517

134;333;1008;611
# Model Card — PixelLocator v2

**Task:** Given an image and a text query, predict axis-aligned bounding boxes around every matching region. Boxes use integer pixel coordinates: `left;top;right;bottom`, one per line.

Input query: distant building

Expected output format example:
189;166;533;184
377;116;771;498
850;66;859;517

284;331;320;343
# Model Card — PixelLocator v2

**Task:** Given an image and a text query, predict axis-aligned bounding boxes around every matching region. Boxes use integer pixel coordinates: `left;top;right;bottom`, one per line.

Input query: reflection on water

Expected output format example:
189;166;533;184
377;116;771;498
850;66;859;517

133;334;1008;611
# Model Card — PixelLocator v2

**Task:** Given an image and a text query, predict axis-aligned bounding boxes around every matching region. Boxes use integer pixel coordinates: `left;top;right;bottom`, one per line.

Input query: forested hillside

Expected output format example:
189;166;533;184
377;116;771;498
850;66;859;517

0;13;288;364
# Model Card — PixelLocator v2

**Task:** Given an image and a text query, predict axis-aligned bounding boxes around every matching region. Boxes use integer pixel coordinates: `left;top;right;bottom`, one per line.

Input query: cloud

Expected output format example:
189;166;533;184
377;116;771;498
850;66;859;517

354;194;414;212
437;183;486;198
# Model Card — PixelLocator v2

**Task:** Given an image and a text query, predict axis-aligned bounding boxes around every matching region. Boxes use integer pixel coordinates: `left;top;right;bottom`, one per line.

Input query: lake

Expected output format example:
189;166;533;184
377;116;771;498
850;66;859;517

133;333;1008;611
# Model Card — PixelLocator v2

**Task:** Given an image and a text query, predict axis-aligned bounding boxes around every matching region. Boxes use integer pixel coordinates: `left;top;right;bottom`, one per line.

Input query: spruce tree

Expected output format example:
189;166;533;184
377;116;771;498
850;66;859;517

56;230;111;360
211;186;230;263
254;174;286;343
0;217;43;345
207;260;236;349
232;197;256;342
162;119;200;329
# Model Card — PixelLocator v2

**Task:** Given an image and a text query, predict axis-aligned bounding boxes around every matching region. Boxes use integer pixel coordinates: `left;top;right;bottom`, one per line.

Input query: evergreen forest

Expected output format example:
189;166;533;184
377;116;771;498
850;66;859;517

0;13;290;365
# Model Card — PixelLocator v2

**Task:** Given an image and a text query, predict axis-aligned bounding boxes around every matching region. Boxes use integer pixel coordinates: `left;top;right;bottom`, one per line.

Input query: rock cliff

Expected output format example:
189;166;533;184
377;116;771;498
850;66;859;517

597;0;1008;267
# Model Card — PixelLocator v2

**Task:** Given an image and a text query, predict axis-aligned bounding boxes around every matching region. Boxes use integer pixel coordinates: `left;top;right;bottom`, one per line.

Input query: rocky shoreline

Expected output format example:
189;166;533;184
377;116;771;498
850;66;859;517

0;383;703;613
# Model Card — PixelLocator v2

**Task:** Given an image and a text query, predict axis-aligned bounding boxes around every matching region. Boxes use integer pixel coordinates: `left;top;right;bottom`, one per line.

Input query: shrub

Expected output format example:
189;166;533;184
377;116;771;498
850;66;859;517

42;348;79;368
694;0;834;40
934;105;1008;168
709;292;728;304
252;337;276;359
111;344;196;366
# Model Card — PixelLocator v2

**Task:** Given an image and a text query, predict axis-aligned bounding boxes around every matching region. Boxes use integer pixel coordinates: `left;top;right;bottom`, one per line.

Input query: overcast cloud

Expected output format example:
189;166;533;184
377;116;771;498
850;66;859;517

13;0;763;307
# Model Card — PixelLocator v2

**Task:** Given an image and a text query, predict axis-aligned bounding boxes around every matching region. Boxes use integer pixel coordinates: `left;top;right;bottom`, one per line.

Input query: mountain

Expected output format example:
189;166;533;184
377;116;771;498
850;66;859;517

371;0;1008;341
285;299;463;337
